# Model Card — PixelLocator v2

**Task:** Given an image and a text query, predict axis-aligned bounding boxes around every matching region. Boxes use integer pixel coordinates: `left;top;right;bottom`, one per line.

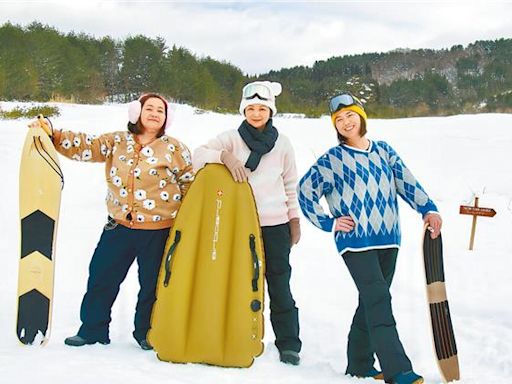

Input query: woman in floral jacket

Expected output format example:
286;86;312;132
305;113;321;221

30;93;194;350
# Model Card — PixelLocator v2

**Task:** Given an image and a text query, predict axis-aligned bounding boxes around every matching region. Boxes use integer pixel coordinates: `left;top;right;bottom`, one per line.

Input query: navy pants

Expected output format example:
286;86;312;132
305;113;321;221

343;248;412;380
77;222;168;343
262;223;302;353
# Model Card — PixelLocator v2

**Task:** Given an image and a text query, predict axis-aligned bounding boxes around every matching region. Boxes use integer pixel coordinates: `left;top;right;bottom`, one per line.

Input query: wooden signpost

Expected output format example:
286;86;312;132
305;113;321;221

459;197;496;250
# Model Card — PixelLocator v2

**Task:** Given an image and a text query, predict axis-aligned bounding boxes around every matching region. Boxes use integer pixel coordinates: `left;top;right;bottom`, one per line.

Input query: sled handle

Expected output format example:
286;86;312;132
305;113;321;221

249;234;260;292
163;230;181;287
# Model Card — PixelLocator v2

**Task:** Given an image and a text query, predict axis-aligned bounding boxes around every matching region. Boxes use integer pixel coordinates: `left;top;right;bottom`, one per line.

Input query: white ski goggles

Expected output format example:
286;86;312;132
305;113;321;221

242;83;273;101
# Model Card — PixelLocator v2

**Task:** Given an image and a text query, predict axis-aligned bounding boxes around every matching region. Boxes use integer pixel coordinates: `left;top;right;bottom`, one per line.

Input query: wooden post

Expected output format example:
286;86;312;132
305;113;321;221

459;197;496;251
469;197;479;250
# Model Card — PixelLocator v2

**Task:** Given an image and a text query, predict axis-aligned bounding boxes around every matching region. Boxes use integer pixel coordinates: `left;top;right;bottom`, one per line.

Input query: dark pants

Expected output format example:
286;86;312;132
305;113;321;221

262;223;302;353
343;248;412;380
77;222;168;343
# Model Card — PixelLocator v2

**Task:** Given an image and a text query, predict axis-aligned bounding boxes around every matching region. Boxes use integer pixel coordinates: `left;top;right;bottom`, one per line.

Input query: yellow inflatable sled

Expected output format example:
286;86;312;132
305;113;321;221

148;164;265;367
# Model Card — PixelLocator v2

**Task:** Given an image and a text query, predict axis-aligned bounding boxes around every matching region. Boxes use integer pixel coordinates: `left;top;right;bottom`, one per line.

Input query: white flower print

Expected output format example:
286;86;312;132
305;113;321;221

127;159;134;166
61;139;72;150
106;190;114;201
167;143;175;152
112;145;117;154
179;172;194;182
73;136;81;147
172;193;181;202
119;155;126;162
114;134;121;143
141;147;154;157
146;157;158;165
165;153;173;163
134;168;141;178
110;167;117;177
119;188;128;198
166;168;173;177
149;169;158;176
159;179;166;189
127;145;134;153
143;199;156;210
161;136;169;143
172;167;179;174
121;204;128;213
82;149;92;161
136;214;145;222
160;191;169;201
125;133;134;141
152;215;161;222
72;154;81;161
85;135;93;145
170;210;177;219
100;144;108;156
182;150;192;165
135;189;147;200
112;176;122;187
113;199;120;206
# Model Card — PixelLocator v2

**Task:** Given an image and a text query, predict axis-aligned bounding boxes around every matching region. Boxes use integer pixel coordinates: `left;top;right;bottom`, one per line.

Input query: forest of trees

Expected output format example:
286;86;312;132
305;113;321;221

1;22;511;117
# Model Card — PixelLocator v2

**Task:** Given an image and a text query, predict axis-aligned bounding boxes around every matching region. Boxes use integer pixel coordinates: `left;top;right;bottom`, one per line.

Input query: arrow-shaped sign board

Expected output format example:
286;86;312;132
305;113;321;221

459;206;496;217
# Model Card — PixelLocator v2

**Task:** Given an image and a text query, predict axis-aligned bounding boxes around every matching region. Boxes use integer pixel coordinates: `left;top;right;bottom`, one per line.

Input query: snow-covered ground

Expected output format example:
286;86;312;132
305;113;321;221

1;101;511;383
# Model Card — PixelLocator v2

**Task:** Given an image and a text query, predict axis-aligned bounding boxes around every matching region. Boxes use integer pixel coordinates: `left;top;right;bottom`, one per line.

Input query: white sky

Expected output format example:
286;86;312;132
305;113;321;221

1;0;512;75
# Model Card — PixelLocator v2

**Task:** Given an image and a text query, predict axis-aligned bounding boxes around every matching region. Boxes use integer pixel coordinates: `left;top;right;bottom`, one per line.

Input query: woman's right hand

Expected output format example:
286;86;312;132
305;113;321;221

27;119;41;130
220;150;249;183
28;116;52;137
334;216;355;232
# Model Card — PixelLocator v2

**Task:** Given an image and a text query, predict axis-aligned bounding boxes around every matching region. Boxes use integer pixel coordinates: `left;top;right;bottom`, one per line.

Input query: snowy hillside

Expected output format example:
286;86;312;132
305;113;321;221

1;102;511;383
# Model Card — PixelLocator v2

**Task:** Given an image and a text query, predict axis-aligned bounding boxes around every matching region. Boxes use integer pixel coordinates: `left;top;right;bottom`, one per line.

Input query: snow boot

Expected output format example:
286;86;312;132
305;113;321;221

385;370;424;384
348;367;385;380
136;338;153;351
64;335;110;347
279;350;300;365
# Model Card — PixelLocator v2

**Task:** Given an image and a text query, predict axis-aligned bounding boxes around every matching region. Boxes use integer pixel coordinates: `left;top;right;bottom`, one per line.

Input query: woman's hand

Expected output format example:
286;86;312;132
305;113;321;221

28;119;42;129
334;216;355;232
220;150;249;183
424;212;442;239
27;115;52;137
289;218;301;246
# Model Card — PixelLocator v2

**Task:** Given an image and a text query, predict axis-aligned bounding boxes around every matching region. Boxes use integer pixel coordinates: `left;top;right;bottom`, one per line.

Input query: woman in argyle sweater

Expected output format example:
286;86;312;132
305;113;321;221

297;92;442;384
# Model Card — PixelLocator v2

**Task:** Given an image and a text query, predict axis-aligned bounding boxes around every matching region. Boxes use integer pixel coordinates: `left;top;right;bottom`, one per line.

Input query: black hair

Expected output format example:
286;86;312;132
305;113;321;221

336;115;367;145
127;93;168;138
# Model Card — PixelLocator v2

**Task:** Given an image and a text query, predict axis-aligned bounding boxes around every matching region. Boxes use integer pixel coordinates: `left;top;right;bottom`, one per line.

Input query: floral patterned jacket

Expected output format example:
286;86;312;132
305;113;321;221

53;130;195;230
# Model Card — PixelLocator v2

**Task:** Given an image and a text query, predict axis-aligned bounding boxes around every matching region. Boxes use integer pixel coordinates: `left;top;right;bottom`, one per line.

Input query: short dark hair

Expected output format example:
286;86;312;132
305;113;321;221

336;115;367;145
127;93;168;138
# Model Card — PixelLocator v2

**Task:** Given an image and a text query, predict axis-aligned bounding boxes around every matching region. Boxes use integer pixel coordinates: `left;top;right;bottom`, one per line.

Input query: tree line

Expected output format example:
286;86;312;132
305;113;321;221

0;22;245;112
1;22;511;117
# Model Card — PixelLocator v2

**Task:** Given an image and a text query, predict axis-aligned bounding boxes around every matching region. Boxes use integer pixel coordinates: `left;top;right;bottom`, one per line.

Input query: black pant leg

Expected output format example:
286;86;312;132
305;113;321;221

343;248;412;380
262;223;302;353
78;225;136;341
133;228;168;342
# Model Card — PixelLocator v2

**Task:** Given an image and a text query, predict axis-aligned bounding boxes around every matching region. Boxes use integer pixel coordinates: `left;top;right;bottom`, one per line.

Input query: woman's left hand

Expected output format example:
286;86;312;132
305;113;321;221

289;218;301;246
424;213;442;239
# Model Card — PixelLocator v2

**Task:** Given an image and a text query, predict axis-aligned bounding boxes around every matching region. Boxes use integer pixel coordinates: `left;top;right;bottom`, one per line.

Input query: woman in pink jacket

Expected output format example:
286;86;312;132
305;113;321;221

193;81;302;365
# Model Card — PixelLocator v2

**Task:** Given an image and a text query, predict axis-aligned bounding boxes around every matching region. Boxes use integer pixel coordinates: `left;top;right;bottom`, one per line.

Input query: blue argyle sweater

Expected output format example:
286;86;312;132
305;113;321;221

297;140;438;255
